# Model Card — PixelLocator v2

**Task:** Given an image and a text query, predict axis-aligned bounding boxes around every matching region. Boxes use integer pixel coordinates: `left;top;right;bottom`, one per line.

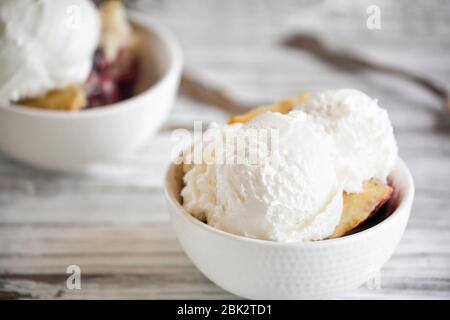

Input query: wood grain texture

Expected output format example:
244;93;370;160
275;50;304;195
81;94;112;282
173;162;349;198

1;0;450;299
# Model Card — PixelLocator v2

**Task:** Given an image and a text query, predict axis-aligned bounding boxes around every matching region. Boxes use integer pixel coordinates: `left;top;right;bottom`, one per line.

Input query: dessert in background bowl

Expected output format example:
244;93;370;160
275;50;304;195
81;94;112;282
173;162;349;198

165;89;414;299
0;0;182;170
6;1;140;111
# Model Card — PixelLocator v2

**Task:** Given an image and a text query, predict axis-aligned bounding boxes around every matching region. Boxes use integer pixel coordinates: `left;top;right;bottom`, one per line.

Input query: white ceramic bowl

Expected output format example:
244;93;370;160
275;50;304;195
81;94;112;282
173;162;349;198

0;12;182;171
165;158;414;299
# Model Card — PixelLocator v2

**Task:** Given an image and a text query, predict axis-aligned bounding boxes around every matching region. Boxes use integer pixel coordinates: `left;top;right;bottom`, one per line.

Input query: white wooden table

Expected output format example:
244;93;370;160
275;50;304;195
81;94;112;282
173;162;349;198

1;0;449;299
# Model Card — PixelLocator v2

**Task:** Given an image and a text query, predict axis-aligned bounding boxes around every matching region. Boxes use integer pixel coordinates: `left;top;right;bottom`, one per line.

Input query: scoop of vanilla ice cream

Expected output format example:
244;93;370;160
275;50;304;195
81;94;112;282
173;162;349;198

181;112;343;242
181;123;242;222
0;0;100;103
301;89;398;193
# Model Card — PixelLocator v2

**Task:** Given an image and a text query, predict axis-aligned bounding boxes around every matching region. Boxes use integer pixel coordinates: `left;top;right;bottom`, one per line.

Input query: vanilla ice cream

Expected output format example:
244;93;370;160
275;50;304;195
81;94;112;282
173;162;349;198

0;0;100;103
301;89;398;193
181;112;343;242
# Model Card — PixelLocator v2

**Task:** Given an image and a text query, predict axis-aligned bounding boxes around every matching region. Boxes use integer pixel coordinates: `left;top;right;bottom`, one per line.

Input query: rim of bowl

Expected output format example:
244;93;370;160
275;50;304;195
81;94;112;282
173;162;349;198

0;11;183;119
164;157;415;247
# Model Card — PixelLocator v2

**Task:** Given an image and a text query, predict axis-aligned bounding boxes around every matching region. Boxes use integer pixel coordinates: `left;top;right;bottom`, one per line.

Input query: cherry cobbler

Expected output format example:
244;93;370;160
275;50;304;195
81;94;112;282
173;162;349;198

19;1;140;111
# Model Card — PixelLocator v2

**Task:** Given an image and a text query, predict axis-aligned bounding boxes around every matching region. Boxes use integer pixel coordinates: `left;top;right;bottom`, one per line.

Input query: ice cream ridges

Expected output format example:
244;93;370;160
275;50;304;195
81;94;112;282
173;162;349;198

180;89;398;242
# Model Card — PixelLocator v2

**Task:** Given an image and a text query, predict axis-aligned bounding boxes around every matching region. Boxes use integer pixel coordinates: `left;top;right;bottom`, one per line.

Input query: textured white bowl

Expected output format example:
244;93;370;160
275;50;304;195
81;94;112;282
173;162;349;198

165;158;414;299
0;12;182;171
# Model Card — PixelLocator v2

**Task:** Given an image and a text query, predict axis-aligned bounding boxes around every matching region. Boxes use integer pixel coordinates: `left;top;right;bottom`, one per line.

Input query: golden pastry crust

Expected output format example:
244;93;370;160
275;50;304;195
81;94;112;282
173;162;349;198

228;92;310;124
100;0;135;62
18;85;87;111
329;180;393;238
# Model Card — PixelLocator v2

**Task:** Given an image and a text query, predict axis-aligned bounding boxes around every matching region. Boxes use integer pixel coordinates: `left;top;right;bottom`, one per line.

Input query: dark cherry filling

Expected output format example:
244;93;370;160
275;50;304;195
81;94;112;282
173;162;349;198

85;48;138;108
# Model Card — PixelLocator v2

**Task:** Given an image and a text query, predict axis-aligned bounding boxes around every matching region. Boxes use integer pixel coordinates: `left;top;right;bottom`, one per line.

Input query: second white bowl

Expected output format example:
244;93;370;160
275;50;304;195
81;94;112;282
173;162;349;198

0;12;182;171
